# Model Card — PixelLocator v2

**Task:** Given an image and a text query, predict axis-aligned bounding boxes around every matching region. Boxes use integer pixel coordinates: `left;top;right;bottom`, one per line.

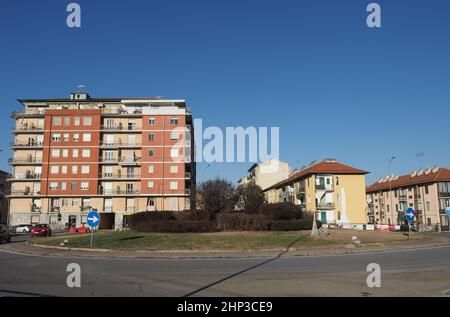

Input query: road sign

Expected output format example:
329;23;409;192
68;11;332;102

445;207;450;218
406;208;415;223
87;211;100;228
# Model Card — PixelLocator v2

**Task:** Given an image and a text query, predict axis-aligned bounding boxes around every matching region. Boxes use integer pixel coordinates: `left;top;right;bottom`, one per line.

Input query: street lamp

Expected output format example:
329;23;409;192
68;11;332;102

388;155;396;225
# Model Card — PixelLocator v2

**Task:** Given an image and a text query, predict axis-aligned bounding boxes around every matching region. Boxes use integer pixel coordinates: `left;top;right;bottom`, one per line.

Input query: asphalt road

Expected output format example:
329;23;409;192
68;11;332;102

1;234;450;297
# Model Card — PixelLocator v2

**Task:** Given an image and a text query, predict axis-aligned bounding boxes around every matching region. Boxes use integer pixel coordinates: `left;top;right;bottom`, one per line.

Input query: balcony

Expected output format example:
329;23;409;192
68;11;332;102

99;157;118;164
317;202;335;209
99;142;141;149
11;110;45;119
8;173;41;181
184;189;191;196
50;206;61;213
100;173;140;180
101;109;143;116
31;206;42;213
12;125;44;133
118;157;141;166
184;172;191;179
10;141;43;149
100;124;142;132
80;205;92;212
9;157;43;165
7;190;41;197
98;189;141;196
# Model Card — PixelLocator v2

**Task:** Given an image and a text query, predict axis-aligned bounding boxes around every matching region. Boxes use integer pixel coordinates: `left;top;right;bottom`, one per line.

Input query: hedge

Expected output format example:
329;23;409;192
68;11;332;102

258;202;303;220
216;213;271;231
270;219;323;231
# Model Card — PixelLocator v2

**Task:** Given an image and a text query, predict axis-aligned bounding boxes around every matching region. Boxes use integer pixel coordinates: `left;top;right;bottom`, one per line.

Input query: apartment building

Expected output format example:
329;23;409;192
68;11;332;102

0;170;11;225
366;166;450;228
237;159;292;190
8;93;195;229
263;159;369;226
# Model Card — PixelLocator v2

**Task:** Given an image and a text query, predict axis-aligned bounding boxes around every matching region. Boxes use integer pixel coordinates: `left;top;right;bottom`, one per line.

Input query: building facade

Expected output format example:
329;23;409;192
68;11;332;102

237;159;292;191
263;159;369;226
8;93;195;229
366;167;450;228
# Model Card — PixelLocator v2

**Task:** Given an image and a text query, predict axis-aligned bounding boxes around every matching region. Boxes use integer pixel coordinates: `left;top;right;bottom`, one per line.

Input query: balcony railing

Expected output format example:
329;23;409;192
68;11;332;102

100;125;142;131
101;109;143;115
80;205;92;212
12;126;44;133
50;206;61;213
100;142;142;148
118;157;142;165
10;141;43;148
7;190;41;196
317;202;335;209
9;158;43;164
100;173;140;179
9;174;41;180
11;110;45;118
98;189;141;195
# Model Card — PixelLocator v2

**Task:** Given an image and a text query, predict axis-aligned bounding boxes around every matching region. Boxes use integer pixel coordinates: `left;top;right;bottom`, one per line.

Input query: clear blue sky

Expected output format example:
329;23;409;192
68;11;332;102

0;0;449;186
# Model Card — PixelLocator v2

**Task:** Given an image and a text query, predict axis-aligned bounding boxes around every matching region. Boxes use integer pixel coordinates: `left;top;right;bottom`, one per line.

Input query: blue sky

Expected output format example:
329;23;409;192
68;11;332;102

0;0;449;185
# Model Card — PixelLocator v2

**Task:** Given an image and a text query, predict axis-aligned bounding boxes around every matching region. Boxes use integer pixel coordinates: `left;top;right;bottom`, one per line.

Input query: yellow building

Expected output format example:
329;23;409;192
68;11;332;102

263;159;369;226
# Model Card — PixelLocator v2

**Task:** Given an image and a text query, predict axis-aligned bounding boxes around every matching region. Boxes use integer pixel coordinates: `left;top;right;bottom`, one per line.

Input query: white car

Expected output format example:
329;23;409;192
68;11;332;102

14;224;32;234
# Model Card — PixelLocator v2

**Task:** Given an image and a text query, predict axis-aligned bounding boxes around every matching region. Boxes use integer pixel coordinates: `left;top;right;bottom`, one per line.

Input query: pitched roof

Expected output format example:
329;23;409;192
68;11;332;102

366;167;450;193
264;160;369;192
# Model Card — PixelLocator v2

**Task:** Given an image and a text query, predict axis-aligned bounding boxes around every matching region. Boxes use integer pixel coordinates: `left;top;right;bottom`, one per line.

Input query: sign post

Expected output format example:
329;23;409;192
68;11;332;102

87;210;100;247
406;208;415;238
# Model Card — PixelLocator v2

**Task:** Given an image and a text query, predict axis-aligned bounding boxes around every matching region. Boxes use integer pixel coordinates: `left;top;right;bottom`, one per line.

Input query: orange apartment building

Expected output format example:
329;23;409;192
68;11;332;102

366;166;450;228
7;93;195;229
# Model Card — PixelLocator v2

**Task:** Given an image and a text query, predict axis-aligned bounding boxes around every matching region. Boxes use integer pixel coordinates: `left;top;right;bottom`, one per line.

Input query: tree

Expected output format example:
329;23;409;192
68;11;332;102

234;182;265;213
198;178;235;220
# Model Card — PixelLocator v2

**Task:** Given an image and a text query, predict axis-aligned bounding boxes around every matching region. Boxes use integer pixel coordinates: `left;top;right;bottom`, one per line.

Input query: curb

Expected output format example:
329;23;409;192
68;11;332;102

23;240;450;259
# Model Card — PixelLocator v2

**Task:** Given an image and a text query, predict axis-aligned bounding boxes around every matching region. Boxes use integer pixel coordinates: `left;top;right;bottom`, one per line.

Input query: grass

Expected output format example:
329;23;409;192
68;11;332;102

31;230;338;251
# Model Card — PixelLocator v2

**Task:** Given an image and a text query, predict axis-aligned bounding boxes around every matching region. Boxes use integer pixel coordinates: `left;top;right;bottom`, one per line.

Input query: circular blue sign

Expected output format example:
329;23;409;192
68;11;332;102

87;211;101;228
406;208;415;222
445;207;450;219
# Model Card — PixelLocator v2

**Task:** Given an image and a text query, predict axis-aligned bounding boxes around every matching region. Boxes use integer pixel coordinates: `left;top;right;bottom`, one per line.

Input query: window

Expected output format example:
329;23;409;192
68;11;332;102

338;211;341;221
170;165;178;173
336;193;340;203
425;186;429;195
61;182;67;191
81;166;90;174
149;118;155;125
64;117;70;126
72;166;78;174
61;166;67;174
170;118;179;125
51;166;59;174
83;133;91;142
62;149;68;158
80;182;89;190
148;165;154;173
148;149;155;157
52;134;61;141
147;181;154;189
72;199;78;207
170;149;178;158
62;198;68;206
426;202;430;211
71;182;77;191
170;181;178;190
63;134;69;141
170;131;179;140
73;134;79;141
50;182;58;190
335;177;339;186
52;117;61;125
82;149;90;158
83;117;92;126
148;134;155;141
51;149;60;157
72;149;79;157
74;117;80;126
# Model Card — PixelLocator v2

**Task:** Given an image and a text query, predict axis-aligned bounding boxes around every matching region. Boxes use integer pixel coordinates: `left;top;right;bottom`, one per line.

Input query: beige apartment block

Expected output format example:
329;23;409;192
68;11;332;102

237;159;292;191
8;93;196;230
366;167;450;228
263;159;369;226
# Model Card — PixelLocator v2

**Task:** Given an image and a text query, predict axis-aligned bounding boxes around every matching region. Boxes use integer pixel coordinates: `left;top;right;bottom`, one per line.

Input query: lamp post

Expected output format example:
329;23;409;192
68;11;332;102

388;155;396;225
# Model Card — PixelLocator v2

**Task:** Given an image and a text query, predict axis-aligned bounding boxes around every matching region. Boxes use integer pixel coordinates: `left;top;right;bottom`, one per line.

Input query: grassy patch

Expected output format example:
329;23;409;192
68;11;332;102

31;230;338;251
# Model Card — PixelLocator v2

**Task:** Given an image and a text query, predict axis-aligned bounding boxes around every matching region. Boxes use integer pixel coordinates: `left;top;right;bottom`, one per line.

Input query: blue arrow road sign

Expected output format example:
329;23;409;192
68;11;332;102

406;208;415;222
445;208;450;218
87;211;100;228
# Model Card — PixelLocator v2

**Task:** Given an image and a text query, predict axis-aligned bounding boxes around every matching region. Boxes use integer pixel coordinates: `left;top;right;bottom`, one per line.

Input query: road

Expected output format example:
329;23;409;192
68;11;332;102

1;234;450;297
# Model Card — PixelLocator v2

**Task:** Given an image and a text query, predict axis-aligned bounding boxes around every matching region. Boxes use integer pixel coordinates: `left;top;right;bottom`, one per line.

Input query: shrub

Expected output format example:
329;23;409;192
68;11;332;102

216;212;271;231
128;211;217;233
271;218;323;231
175;210;210;221
259;202;303;220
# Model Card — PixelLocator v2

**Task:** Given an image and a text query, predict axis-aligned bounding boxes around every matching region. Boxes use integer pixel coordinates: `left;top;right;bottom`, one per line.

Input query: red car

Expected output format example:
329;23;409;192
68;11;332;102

30;224;52;237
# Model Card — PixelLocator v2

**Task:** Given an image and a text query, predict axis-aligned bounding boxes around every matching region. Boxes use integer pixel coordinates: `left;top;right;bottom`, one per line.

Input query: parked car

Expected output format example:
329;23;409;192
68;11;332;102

13;224;32;234
29;224;52;237
0;224;12;243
